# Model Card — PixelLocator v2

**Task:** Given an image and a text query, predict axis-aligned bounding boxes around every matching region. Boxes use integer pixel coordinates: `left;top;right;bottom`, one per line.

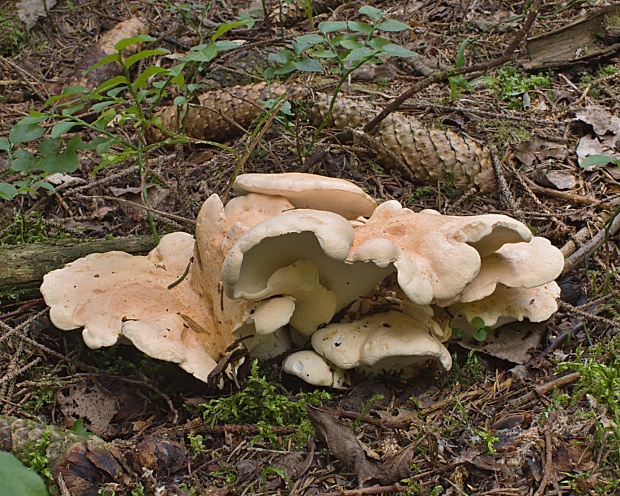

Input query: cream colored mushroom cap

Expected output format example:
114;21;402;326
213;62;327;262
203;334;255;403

311;312;452;372
283;350;347;388
221;208;394;310
233;172;377;220
348;201;534;305
456;237;565;304
449;281;561;331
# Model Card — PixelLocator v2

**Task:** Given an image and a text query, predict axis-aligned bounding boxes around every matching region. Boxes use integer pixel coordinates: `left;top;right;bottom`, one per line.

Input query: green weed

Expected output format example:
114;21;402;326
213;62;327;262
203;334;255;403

487;66;552;109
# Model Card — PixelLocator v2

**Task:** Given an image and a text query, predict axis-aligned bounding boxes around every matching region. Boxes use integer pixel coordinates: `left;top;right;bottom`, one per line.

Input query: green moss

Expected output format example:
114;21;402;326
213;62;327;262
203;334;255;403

0;5;27;57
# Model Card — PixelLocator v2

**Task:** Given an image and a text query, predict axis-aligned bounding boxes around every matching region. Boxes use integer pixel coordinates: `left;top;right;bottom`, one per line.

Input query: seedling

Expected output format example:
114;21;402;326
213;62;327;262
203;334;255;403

470;316;493;342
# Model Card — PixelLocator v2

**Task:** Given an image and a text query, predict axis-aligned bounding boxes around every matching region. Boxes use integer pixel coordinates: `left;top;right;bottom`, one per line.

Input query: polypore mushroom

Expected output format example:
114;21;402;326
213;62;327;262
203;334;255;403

41;232;225;381
221;208;394;315
283;350;348;388
449;282;562;333
348;201;534;305
233;172;377;220
311;312;453;373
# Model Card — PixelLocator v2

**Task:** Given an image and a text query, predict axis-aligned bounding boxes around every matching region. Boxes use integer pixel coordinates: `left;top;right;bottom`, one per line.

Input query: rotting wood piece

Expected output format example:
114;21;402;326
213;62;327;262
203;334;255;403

0;415;130;496
524;4;620;71
0;235;157;299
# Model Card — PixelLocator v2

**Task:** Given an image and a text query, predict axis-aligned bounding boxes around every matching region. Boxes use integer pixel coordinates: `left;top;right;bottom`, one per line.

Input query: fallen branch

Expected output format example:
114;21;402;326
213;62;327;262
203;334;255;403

563;211;620;273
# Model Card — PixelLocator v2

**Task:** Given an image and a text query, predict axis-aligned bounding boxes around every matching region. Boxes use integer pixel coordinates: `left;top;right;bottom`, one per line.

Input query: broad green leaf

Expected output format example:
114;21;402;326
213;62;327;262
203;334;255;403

269;49;293;64
61;103;86;116
263;67;277;80
46;85;87;105
90;101;116;113
329;33;357;46
32;180;56;193
293;34;324;55
134;65;171;89
51;121;76;139
85;136;116;153
65;136;86;153
10;149;40;172
85;53;121;74
38;138;61;155
339;39;362;50
294;57;323;72
114;35;157;52
182;42;217;62
0;137;10;151
379;43;417;57
215;40;240;52
368;37;391;49
318;21;348;34
93;75;128;95
39;148;79;173
18;115;46;125
471;317;486;328
70;418;94;437
472;327;488;342
359;5;384;20
343;47;375;62
0;182;18;200
167;63;186;77
348;21;373;34
274;61;297;75
580;154;620;168
212;18;254;40
187;83;205;92
376;19;410;32
174;96;189;105
0;452;48;495
311;49;338;58
10;122;45;144
125;48;170;68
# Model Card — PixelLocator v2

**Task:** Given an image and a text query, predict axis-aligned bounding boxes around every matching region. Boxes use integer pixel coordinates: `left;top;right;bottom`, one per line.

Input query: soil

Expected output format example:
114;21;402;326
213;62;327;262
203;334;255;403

1;0;620;495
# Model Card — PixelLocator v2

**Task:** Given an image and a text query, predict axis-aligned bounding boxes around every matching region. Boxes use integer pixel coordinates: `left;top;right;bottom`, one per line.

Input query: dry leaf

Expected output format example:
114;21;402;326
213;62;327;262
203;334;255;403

16;0;57;29
56;382;119;438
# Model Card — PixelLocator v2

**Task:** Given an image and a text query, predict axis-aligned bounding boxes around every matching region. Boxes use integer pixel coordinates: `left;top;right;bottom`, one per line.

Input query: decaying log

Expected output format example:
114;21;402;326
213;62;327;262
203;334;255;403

0;415;130;496
0;236;157;299
524;5;620;71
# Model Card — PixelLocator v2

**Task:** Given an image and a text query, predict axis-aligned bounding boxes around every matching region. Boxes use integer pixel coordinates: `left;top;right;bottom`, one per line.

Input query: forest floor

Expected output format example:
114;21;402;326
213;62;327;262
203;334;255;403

1;0;620;494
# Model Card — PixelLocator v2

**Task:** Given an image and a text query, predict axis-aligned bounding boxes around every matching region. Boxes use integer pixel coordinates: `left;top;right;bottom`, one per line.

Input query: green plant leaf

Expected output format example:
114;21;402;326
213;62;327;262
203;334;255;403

85;53;121;74
212;18;254;40
215;40;240;52
293;34;324;55
580;154;620;168
455;38;470;68
10;122;45;144
343;47;375;62
0;137;10;151
359;5;384;20
295;57;323;72
10;149;39;172
182;42;218;62
339;39;363;50
348;21;373;34
0;452;48;496
51;121;76;139
471;317;486;328
89;101;116;113
269;49;293;64
472;327;488;342
125;48;170;68
274;61;297;75
93;75;129;95
318;21;348;34
376;19;410;32
39;149;79;173
0;182;19;200
311;49;337;58
114;35;157;52
32;180;56;193
367;37;391;49
379;43;417;57
38;138;60;155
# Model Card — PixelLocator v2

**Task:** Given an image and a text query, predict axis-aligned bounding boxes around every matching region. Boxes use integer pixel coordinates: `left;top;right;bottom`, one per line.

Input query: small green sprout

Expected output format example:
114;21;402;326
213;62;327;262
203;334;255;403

470;317;492;342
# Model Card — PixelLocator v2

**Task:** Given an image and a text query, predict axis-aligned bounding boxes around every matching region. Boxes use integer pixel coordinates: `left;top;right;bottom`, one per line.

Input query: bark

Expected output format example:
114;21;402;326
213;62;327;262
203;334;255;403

0;236;157;299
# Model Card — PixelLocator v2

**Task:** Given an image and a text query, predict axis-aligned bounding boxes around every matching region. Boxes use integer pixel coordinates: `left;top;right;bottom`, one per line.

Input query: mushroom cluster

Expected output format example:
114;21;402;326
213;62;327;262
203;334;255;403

41;173;564;387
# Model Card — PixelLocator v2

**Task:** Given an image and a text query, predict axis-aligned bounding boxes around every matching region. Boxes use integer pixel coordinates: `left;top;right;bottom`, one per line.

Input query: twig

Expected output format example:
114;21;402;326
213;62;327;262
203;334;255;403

317;483;407;496
363;1;540;133
533;413;555;496
563;212;620;273
514;373;580;406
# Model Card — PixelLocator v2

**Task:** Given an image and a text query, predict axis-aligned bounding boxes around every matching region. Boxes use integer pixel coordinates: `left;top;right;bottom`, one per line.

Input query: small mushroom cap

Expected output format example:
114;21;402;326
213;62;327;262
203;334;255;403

283;350;347;388
311;312;452;372
253;296;296;335
348;201;533;305
233;172;377;220
454;237;565;304
221;209;394;310
449;281;561;331
233;323;292;360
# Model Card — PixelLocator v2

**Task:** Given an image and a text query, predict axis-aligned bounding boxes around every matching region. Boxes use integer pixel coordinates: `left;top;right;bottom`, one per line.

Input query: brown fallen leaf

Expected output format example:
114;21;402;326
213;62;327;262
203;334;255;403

306;404;378;487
